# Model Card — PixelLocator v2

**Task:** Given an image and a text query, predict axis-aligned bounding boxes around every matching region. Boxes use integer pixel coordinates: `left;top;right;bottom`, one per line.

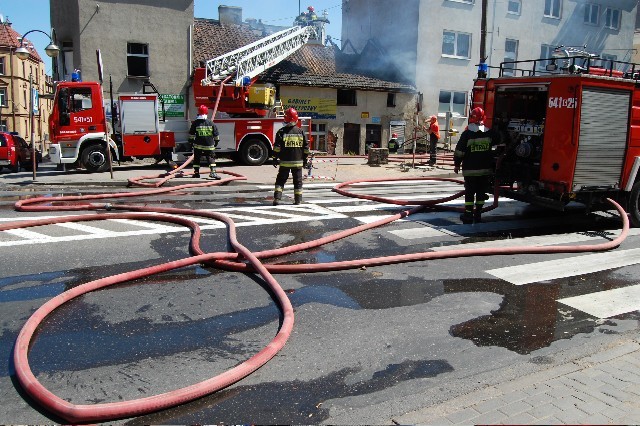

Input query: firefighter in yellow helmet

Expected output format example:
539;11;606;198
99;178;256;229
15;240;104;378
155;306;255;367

272;108;310;205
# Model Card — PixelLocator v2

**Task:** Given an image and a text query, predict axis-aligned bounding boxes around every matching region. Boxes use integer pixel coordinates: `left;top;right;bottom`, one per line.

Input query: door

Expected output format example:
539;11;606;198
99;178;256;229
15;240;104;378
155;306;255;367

343;123;360;155
365;124;381;153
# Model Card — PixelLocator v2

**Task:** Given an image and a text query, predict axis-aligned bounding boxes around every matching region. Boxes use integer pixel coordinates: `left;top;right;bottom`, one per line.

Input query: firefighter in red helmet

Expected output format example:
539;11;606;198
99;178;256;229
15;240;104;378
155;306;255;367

189;105;221;179
272;107;310;205
453;107;501;224
388;132;399;154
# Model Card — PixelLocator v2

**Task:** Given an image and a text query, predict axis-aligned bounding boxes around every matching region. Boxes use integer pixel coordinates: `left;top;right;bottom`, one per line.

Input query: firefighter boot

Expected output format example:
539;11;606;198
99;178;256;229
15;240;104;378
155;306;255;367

474;206;482;223
192;169;200;178
460;209;474;224
209;169;221;180
273;191;282;206
294;194;303;205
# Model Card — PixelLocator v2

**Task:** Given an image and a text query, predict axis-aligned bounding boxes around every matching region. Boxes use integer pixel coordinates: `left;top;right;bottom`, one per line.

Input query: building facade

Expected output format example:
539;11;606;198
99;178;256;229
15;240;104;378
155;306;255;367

50;0;194;108
0;18;54;150
342;0;638;130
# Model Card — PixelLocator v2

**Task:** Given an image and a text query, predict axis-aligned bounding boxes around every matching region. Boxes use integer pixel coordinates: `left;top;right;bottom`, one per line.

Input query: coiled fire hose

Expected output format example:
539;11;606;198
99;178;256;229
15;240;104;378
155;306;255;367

6;175;629;423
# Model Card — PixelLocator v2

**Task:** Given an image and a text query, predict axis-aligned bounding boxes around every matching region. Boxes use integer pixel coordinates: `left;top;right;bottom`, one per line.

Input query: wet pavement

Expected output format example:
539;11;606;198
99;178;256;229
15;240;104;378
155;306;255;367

1;156;639;424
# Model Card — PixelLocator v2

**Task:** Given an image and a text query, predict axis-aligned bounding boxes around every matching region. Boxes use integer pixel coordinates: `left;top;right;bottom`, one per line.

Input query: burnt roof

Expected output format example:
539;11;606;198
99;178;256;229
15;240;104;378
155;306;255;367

193;18;416;93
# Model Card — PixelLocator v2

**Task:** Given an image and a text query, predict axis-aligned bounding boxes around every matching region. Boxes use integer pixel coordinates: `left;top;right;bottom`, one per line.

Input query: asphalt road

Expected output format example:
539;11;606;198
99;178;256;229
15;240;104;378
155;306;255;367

0;172;639;424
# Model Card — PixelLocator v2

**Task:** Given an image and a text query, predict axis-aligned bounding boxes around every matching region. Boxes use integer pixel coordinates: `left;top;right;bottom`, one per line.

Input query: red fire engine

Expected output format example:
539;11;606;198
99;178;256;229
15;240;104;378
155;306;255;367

48;21;322;172
473;50;640;226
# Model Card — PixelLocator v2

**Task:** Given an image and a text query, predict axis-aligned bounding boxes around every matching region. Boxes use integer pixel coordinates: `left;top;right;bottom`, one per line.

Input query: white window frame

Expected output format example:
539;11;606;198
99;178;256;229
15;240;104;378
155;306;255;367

438;90;467;117
503;39;519;76
544;0;562;19
584;3;600;26
507;0;521;15
442;30;472;59
0;57;4;75
604;7;620;30
0;87;6;106
445;0;474;4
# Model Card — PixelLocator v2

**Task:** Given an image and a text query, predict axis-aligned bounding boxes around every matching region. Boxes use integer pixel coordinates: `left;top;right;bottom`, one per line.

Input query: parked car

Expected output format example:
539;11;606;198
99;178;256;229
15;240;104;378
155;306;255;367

0;132;42;172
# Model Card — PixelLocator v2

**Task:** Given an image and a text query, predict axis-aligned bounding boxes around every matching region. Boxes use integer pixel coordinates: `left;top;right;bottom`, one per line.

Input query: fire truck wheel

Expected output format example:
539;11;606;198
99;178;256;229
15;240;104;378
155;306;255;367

628;180;640;227
81;143;109;172
240;139;269;166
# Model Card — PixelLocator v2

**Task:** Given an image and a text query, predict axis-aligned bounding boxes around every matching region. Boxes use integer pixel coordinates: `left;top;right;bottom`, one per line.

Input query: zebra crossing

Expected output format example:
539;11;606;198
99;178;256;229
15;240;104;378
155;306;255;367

1;181;639;319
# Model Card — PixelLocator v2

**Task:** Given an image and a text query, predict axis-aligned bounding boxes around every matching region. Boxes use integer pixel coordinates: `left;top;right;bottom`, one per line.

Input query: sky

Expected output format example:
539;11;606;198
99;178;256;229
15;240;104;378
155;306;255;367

0;0;343;73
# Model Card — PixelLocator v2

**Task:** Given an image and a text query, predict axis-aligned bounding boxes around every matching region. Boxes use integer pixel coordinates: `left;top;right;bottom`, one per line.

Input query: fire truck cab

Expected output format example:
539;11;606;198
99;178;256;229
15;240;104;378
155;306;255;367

473;55;640;226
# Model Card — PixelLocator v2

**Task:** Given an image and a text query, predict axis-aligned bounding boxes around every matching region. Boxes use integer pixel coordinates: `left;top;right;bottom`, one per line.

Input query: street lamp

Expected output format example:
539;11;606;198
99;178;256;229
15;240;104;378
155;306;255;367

15;29;59;181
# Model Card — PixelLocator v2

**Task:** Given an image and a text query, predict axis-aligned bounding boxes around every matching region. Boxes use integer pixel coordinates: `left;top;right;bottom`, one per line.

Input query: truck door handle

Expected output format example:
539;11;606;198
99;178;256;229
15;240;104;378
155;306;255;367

89;126;97;130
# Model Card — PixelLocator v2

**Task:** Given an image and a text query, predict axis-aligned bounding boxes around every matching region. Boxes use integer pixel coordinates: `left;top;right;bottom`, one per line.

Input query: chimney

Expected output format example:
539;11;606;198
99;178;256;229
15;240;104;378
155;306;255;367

218;5;242;24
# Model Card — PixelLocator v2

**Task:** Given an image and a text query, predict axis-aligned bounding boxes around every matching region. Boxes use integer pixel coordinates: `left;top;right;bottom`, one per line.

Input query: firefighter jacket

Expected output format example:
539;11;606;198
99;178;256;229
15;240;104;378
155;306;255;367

453;125;500;176
189;116;220;151
273;124;310;168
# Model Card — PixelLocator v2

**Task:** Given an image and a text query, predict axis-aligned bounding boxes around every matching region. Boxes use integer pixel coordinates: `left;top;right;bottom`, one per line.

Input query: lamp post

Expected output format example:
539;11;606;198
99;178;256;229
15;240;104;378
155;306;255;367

15;29;60;181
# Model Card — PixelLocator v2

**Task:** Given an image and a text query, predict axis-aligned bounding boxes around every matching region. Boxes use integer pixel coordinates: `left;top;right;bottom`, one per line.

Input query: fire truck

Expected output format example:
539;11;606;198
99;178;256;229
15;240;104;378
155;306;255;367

473;50;640;226
48;21;321;172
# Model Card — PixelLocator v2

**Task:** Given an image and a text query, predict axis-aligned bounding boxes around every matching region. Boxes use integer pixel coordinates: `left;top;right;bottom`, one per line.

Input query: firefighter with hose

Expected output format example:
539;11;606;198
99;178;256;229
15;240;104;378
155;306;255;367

388;133;399;154
453;107;501;224
189;105;221;180
272;107;310;205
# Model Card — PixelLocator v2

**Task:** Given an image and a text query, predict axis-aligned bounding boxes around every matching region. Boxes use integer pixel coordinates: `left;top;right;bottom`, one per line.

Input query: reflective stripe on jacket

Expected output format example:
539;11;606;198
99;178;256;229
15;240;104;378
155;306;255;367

273;124;309;168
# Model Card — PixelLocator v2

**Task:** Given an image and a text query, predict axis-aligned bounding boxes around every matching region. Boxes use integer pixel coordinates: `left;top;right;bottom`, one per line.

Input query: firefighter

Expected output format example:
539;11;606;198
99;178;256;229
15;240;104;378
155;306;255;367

307;6;317;22
388;133;399;154
453;107;501;224
427;115;441;166
189;105;221;180
272;107;310;205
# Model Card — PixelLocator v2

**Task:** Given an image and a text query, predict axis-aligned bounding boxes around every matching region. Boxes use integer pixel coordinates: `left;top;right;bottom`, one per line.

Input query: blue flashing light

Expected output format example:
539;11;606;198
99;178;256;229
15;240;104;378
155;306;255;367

242;76;251;86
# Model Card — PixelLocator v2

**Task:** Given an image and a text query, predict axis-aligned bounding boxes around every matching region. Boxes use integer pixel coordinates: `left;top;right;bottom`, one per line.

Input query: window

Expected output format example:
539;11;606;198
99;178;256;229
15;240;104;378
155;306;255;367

544;0;562;18
0;87;6;106
438;90;467;117
503;39;519;76
311;123;327;151
0;57;4;75
584;3;600;25
387;93;396;107
507;0;521;15
442;30;471;59
446;0;473;3
537;44;555;70
127;42;149;78
604;7;620;30
337;89;357;106
70;88;93;111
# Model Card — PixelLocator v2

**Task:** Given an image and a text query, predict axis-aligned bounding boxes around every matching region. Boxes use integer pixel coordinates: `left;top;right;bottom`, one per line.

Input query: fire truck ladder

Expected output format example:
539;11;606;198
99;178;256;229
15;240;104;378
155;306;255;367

202;25;316;86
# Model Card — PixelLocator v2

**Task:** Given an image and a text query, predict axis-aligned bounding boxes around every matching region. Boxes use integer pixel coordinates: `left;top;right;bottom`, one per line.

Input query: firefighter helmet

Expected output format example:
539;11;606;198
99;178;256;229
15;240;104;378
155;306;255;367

469;107;485;125
198;105;209;116
308;5;315;12
429;115;438;123
392;133;398;138
284;107;298;123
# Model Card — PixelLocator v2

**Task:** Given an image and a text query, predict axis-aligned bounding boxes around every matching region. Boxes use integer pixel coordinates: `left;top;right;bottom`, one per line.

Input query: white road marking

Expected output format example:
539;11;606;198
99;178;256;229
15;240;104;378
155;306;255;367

486;248;640;286
557;284;640;318
56;222;120;236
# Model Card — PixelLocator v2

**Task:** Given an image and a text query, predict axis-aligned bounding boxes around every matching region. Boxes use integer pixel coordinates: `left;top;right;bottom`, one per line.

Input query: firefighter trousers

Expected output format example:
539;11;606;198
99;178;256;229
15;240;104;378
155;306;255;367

429;134;438;164
193;148;216;172
274;167;303;202
463;174;490;214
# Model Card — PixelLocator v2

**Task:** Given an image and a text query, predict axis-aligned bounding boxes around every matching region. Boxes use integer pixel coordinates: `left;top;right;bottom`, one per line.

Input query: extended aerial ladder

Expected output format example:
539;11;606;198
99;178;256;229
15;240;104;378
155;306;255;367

193;22;321;117
201;25;317;86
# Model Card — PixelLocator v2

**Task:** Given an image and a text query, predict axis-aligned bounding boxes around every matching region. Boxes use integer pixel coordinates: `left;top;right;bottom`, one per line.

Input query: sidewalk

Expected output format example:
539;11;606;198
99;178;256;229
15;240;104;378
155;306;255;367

397;340;640;425
0;155;456;188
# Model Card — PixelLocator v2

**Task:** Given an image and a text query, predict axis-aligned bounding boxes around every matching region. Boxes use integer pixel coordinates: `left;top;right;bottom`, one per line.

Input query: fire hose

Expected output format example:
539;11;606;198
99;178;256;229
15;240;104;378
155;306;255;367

6;175;630;423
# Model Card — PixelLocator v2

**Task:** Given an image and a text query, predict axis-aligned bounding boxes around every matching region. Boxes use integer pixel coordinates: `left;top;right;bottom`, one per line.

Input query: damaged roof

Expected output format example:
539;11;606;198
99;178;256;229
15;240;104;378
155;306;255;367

193;18;416;93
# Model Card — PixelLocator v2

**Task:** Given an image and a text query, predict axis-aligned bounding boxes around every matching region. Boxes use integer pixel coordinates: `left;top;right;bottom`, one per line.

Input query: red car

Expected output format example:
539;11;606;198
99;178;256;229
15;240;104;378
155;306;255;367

0;132;42;172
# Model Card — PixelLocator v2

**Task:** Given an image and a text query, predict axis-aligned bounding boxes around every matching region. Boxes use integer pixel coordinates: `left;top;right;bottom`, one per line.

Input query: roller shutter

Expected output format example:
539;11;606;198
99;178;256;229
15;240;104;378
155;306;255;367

573;87;629;190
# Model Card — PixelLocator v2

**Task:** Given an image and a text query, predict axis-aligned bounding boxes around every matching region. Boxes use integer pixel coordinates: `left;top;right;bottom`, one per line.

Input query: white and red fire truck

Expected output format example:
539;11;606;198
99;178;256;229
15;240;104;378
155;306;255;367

48;22;321;172
474;50;640;225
